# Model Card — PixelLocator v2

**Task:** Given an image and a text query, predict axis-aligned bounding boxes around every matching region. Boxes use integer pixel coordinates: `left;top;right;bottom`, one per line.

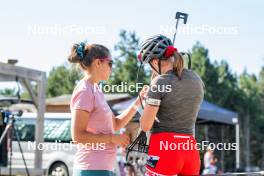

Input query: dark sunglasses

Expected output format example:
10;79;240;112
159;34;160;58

107;60;113;68
101;59;113;68
98;58;113;68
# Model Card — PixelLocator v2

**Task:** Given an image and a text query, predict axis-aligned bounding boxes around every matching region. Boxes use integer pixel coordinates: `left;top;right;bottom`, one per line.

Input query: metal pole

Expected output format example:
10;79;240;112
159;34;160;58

173;19;180;45
172;12;188;46
236;123;240;170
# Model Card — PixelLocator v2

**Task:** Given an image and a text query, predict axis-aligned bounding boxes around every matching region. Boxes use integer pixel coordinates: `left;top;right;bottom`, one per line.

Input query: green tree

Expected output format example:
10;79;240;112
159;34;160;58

191;42;239;110
191;42;219;102
109;30;150;96
256;66;264;167
237;71;262;168
0;88;16;96
47;64;82;97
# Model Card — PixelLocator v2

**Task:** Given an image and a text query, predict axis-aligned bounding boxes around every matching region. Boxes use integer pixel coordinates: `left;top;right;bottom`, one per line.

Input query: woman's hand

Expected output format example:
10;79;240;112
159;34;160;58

112;85;150;131
151;72;158;80
136;85;149;106
111;134;130;148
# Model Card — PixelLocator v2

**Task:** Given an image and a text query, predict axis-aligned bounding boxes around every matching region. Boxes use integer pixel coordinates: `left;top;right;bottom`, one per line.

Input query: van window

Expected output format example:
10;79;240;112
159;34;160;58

13;118;72;143
44;119;71;142
14;119;35;141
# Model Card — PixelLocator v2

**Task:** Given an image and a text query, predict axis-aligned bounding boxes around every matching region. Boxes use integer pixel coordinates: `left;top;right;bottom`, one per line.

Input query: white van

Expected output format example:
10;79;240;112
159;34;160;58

8;112;75;176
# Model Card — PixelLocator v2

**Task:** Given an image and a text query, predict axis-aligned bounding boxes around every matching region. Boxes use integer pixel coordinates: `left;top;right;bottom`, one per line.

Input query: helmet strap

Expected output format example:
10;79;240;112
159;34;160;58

158;59;162;75
149;62;159;75
148;59;162;75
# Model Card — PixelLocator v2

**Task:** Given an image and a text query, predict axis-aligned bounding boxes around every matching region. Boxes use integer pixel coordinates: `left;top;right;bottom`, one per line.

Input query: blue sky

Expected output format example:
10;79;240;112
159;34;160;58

0;0;263;82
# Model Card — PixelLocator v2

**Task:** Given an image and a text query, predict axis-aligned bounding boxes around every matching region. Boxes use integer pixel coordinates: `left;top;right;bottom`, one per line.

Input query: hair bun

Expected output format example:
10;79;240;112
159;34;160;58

68;42;110;71
68;42;85;63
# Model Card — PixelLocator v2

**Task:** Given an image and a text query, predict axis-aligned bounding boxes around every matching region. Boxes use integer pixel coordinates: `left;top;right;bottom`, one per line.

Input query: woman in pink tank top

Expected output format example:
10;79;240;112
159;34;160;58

68;41;145;176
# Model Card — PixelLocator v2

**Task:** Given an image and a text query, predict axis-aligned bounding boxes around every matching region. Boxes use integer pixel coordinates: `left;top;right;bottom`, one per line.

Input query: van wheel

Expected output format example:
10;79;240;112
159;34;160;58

48;162;69;176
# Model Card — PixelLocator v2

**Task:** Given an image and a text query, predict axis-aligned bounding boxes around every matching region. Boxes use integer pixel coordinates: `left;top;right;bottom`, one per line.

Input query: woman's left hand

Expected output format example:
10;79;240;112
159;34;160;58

136;85;149;106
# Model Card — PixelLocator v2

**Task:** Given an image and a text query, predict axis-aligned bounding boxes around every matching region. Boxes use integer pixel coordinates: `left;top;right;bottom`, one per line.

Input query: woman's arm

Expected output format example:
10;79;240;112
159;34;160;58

140;71;162;131
139;104;159;132
71;109;129;147
112;86;149;131
112;99;160;132
112;97;140;131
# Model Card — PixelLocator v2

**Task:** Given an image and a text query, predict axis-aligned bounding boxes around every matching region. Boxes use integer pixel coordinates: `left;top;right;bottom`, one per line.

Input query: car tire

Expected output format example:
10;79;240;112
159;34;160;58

48;162;69;176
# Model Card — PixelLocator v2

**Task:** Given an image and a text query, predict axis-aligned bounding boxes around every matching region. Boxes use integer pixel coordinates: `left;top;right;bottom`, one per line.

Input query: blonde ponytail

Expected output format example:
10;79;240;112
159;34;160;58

173;52;184;80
